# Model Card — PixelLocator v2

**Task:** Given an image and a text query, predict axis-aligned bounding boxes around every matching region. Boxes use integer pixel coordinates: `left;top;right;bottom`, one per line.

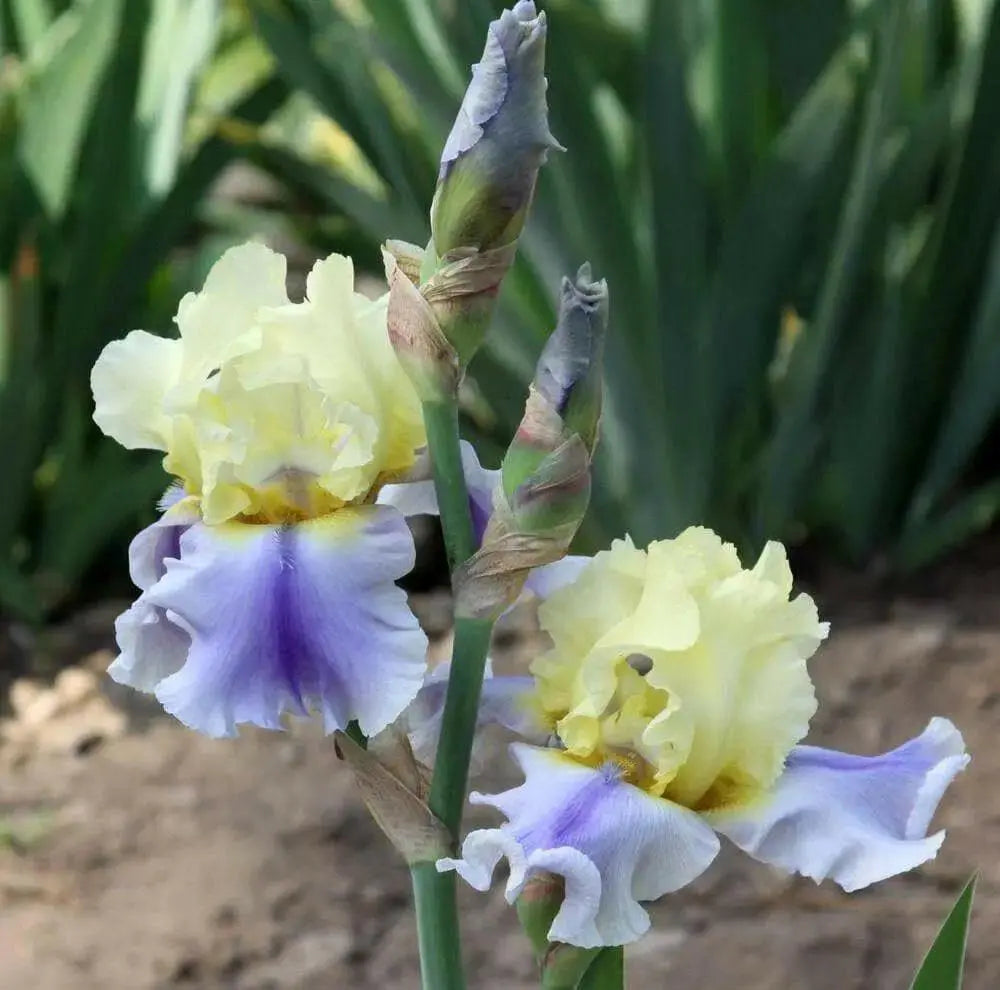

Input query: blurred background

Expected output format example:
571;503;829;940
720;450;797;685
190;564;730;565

1;1;999;987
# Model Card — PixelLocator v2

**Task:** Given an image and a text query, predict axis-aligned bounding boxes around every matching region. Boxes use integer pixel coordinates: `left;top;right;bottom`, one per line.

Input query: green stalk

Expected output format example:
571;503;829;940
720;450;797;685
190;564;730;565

409;396;495;990
411;862;466;990
422;399;478;569
579;946;625;989
427;615;495;835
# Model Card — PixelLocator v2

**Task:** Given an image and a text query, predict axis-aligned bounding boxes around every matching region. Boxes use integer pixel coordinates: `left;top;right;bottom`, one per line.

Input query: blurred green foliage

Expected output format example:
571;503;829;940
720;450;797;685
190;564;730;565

0;0;285;620
243;0;1000;566
3;0;1000;621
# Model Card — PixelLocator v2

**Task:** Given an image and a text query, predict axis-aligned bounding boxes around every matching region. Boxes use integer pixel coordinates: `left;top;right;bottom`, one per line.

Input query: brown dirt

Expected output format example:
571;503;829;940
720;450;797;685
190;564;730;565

1;580;998;990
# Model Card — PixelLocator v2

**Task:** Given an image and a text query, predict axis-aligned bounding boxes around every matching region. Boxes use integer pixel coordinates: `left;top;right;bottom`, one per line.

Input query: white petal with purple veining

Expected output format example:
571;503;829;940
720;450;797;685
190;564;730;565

708;718;969;892
111;598;190;692
404;666;546;769
127;496;199;591
378;439;499;545
438;744;720;947
145;505;426;738
108;499;199;693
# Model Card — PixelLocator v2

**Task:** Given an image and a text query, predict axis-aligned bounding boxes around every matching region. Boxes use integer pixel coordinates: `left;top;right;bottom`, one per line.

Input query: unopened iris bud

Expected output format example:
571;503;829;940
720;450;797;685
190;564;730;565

501;264;608;504
385;2;560;388
516;872;565;959
455;264;607;620
431;1;561;258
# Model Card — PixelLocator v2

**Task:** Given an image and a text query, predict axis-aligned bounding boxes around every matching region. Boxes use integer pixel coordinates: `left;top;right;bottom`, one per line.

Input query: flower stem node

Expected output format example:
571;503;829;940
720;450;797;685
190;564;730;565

382;238;519;397
335;728;452;866
382;241;461;401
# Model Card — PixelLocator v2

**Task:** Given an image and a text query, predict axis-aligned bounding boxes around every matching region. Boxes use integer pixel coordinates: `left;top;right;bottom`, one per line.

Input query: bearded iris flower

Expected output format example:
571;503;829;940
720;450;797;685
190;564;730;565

438;529;968;948
92;243;438;738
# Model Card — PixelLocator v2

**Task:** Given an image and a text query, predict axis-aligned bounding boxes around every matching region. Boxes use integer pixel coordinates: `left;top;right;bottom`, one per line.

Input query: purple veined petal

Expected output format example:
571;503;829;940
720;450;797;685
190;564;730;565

145;505;427;738
378;440;499;546
707;718;969;892
110;596;191;693
438;744;720;948
128;492;199;591
107;495;200;693
404;666;547;768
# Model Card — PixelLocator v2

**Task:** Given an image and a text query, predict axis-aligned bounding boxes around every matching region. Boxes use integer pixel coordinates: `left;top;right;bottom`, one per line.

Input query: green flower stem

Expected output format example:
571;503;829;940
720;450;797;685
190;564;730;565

409;396;495;990
421;399;477;570
578;947;625;989
427;615;495;835
411;862;466;990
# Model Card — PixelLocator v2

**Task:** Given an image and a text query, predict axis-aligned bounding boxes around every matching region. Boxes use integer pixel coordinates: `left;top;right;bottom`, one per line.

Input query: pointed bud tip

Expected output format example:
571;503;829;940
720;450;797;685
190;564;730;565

547;263;607;379
523;264;606;453
502;2;546;46
561;262;607;314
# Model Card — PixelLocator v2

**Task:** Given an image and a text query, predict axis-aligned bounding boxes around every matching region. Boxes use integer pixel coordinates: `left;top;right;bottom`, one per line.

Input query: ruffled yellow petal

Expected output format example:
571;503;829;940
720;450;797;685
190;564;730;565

92;242;426;524
91;330;182;451
175;242;288;378
530;529;828;810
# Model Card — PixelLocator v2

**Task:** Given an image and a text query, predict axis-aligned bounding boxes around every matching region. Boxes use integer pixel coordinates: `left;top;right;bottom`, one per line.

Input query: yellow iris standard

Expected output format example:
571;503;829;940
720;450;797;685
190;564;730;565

529;528;829;810
92;243;425;525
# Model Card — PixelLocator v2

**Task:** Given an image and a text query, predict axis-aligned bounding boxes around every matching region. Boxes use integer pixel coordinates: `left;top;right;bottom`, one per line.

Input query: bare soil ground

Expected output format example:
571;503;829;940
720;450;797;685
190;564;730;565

1;564;999;990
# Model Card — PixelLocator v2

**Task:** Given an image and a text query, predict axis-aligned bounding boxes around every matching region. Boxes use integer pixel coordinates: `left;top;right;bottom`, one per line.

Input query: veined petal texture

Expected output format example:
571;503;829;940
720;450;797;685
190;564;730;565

378;439;499;545
708;718;969;891
111;504;427;738
438;744;719;948
404;666;546;770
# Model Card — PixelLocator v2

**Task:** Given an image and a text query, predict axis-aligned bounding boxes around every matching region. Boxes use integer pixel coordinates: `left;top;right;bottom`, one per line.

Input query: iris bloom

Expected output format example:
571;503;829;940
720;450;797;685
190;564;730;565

438;529;968;948
92;243;438;738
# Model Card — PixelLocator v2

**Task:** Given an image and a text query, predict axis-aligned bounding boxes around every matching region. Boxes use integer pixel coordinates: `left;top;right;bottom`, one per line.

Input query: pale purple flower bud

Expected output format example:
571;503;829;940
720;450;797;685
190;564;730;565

432;1;561;256
501;263;607;506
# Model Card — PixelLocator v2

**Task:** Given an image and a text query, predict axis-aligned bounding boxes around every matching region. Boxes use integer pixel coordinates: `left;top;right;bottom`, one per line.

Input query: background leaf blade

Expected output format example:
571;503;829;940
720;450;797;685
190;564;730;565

910;874;976;990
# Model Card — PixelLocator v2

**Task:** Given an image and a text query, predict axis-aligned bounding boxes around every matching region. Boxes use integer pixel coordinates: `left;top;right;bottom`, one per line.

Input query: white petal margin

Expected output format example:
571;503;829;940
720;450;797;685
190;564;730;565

137;505;426;738
378;440;499;543
438;744;720;947
708;718;969;892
